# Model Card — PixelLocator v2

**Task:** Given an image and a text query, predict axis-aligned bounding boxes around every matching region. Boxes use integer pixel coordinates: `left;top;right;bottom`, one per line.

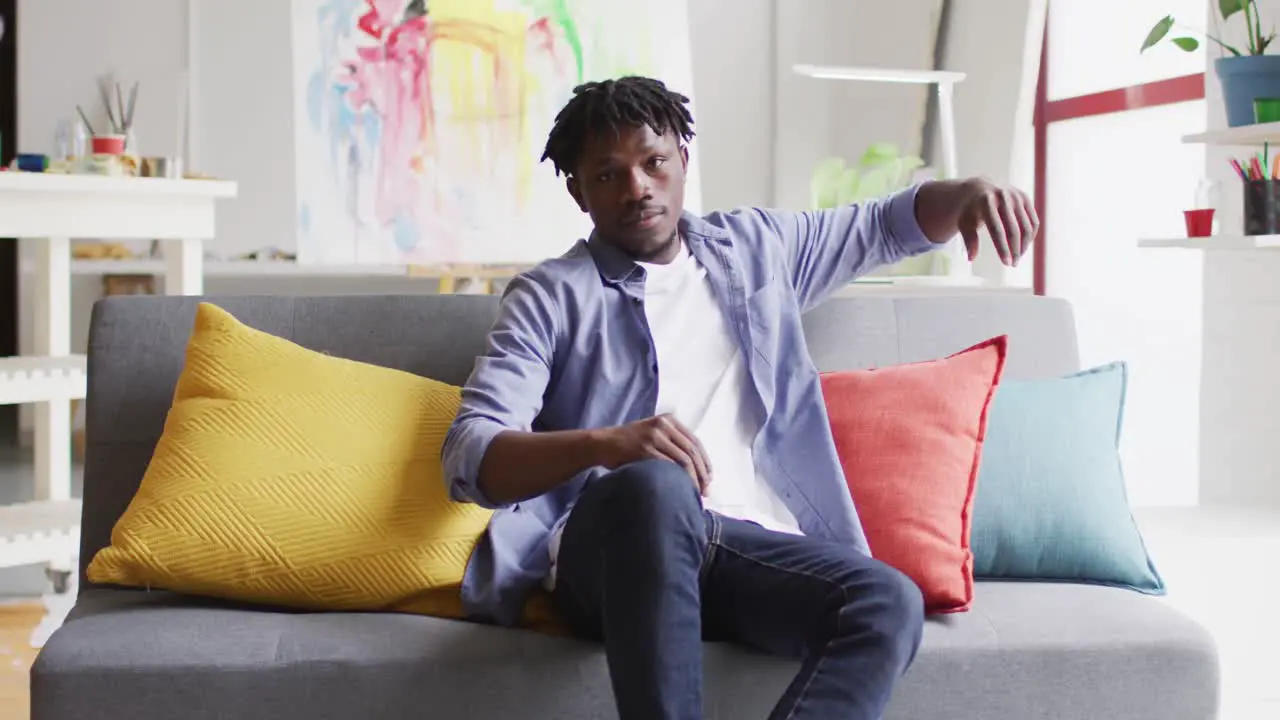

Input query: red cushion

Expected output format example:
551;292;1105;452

820;336;1007;614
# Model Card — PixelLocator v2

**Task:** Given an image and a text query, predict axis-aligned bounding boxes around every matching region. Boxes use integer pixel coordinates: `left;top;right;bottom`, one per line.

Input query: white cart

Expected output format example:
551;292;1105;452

0;172;236;583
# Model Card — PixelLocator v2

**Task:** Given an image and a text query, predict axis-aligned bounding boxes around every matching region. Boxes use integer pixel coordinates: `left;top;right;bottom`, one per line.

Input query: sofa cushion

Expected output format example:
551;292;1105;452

33;583;1218;720
86;303;492;617
971;362;1165;593
821;336;1006;613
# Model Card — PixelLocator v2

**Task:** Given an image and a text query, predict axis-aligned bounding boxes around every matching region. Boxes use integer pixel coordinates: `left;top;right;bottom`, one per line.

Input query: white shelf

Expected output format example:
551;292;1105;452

1138;235;1280;250
0;172;236;198
1182;122;1280;147
0;356;87;405
792;64;967;85
0;173;237;241
0;500;82;569
1;171;238;573
20;258;412;277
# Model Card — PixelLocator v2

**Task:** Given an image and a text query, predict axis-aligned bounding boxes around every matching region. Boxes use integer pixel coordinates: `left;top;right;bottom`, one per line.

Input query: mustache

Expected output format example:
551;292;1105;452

621;204;665;224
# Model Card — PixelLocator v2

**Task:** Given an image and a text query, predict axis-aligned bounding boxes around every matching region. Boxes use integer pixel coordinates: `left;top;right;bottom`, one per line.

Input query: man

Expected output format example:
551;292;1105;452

442;76;1037;720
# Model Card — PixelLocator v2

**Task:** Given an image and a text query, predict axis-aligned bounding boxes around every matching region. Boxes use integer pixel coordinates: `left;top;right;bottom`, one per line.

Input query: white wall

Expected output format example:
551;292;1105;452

772;0;943;211
1042;0;1207;508
686;0;776;210
13;0;1040;364
193;0;297;261
939;0;1047;286
1200;0;1280;507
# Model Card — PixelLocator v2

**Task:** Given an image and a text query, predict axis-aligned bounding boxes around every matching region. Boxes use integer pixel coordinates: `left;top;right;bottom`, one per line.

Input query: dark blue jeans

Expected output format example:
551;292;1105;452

551;459;925;720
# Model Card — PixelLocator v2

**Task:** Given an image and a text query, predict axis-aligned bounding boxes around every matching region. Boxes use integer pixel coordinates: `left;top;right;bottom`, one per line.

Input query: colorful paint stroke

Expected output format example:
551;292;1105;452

291;0;699;265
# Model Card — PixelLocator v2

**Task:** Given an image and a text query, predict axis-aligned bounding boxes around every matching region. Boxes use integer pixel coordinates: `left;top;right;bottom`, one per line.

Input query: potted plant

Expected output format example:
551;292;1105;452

811;143;942;277
1143;0;1280;126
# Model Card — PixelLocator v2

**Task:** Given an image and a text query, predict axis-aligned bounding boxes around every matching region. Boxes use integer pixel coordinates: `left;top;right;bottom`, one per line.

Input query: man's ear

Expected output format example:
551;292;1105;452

680;145;689;170
567;176;587;213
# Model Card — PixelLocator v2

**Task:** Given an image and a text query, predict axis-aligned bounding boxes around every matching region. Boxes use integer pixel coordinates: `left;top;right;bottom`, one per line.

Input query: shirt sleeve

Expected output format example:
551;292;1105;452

441;273;557;509
755;182;937;313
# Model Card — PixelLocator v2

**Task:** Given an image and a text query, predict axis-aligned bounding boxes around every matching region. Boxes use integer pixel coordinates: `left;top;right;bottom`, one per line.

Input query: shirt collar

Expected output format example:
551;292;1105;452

586;211;730;286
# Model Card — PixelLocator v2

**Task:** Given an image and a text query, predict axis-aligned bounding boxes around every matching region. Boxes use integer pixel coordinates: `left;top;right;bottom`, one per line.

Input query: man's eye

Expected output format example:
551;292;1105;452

650;157;666;169
596;172;612;182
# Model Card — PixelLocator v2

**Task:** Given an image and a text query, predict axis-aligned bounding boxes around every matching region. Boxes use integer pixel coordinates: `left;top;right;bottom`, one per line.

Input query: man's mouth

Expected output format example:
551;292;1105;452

624;209;664;229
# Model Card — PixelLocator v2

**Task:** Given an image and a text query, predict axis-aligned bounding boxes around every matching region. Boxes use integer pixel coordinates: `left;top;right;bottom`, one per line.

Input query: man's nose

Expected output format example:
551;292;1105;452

622;167;651;200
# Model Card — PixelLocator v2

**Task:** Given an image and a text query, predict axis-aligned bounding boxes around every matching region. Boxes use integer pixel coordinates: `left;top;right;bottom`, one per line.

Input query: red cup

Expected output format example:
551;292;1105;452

1184;208;1215;238
91;135;126;155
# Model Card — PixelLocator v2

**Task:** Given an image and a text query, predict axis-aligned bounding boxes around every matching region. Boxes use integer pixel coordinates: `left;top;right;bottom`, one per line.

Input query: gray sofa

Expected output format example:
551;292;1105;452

32;293;1219;720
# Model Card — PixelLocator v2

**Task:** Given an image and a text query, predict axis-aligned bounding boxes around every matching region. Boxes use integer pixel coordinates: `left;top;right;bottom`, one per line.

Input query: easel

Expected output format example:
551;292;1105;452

406;263;533;295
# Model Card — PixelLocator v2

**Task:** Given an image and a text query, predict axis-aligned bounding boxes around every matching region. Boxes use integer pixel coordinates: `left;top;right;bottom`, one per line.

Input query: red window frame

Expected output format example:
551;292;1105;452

1032;19;1206;295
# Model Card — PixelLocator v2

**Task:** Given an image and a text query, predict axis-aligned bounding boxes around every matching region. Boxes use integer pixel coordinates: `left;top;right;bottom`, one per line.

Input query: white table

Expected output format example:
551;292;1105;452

0;172;237;575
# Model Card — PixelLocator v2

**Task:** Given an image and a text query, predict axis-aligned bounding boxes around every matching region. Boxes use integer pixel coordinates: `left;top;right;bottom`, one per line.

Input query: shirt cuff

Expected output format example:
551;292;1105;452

443;419;508;509
883;182;938;256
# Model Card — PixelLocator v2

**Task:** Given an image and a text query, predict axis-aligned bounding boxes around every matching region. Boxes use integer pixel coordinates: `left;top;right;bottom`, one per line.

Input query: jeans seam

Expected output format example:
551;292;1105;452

713;542;848;719
699;512;722;583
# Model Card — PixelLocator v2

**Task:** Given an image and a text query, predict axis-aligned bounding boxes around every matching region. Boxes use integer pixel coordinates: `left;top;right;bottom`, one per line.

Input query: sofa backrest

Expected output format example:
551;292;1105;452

78;292;1079;584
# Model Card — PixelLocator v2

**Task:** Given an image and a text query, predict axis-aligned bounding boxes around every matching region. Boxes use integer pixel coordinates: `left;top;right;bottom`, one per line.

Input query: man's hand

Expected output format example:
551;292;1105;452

915;178;1039;267
592;414;712;495
955;179;1038;267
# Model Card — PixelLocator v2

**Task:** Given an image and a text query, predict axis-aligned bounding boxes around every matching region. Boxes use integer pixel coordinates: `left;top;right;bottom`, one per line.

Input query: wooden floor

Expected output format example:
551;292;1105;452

0;601;40;720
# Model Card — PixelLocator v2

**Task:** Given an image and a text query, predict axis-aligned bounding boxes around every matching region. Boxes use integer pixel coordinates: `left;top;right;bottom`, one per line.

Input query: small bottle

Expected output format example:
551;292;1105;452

73;119;89;161
52;119;72;161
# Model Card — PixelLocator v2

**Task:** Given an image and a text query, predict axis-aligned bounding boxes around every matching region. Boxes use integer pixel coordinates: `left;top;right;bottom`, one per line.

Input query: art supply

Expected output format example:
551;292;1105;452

141;156;183;179
1244;179;1280;235
97;75;119;134
93;74;140;138
125;82;138;130
15;153;48;172
75;105;96;137
91;135;125;155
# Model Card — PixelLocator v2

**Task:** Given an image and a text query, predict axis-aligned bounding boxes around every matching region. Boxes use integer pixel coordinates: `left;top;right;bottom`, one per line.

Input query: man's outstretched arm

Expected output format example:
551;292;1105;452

745;178;1037;312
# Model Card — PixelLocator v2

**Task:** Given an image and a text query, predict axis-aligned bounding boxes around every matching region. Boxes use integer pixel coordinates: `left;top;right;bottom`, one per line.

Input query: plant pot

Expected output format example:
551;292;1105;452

1216;55;1280;126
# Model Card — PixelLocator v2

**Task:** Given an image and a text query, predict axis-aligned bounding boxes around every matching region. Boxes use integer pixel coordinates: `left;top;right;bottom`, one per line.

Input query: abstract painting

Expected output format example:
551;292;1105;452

291;0;700;265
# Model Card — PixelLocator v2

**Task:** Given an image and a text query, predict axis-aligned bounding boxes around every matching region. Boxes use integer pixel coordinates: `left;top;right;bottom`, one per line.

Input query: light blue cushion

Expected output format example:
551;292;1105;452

971;362;1165;594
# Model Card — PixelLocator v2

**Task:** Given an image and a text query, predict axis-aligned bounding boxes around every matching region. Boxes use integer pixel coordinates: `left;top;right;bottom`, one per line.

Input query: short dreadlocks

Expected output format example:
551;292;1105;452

540;76;695;178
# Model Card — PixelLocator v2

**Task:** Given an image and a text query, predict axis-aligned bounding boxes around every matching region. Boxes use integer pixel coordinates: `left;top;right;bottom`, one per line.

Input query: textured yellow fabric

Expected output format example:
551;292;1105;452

87;303;493;617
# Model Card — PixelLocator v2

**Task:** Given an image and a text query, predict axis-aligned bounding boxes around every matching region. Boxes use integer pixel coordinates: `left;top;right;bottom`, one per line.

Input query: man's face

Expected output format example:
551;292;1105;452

568;124;688;262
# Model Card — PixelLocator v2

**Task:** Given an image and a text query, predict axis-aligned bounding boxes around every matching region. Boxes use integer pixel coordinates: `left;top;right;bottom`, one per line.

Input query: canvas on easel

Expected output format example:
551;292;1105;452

291;0;702;266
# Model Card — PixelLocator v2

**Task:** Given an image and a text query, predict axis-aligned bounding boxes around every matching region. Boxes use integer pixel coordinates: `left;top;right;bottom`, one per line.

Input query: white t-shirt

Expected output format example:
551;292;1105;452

545;239;801;589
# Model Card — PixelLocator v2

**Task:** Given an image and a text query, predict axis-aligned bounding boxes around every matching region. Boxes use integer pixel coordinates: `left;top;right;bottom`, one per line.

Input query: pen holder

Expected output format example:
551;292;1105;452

1244;179;1280;236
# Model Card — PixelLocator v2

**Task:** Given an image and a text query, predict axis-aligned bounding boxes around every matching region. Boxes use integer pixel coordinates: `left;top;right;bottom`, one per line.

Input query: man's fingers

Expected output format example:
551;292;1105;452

996;191;1022;264
1024;193;1042;237
652;434;702;493
659;416;712;493
1010;192;1036;265
984;195;1012;266
958;215;981;262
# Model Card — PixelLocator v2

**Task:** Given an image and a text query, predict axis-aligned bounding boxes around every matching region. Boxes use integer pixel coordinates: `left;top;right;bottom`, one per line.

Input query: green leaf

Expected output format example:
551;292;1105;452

1220;0;1244;20
809;157;847;209
1142;16;1175;52
1173;36;1201;51
857;142;901;169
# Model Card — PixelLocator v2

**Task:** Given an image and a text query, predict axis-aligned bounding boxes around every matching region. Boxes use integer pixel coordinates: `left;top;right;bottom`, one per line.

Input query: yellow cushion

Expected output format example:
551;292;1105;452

87;303;493;618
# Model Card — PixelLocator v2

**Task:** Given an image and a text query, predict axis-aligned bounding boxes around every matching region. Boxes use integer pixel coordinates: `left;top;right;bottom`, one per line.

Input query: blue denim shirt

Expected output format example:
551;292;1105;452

442;184;937;625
